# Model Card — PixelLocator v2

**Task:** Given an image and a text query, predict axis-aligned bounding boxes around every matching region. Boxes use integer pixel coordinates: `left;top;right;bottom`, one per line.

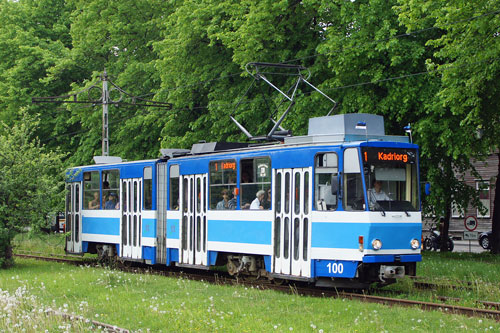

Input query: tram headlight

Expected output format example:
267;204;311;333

371;239;382;251
410;238;420;250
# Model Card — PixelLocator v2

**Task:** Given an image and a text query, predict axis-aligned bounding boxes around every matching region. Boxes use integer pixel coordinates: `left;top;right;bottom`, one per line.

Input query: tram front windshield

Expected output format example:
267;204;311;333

361;147;419;212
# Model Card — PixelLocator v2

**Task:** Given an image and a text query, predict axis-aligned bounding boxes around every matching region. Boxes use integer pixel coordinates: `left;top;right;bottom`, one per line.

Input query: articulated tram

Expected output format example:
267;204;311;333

65;113;421;288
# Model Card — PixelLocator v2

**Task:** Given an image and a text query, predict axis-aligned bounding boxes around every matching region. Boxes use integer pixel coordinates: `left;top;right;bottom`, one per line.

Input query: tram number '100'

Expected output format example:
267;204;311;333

327;262;343;274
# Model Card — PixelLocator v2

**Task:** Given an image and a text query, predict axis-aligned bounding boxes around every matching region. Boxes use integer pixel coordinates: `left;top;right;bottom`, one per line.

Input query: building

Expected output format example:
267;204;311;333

424;153;497;239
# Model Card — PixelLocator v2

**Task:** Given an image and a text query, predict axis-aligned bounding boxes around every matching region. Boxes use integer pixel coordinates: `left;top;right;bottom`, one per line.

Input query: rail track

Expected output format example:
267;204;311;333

14;252;500;323
14;252;97;265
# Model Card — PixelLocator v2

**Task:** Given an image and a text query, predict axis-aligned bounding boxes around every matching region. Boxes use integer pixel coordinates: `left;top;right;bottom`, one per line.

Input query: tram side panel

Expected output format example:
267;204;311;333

66;161;159;264
206;210;273;256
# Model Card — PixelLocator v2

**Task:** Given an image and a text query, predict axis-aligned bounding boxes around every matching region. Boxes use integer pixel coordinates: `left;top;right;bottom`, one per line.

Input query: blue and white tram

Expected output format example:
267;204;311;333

65;113;422;287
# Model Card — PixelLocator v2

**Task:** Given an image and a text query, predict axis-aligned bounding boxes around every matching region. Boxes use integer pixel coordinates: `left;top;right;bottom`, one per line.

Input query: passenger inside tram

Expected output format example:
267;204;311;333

228;188;238;209
262;188;271;209
104;192;119;210
216;189;230;210
88;191;100;210
250;190;265;210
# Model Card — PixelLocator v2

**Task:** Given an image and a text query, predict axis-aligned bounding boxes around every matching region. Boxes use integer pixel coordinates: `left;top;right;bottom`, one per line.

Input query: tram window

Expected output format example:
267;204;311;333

240;157;271;210
304;172;309;214
196;178;201;213
284;172;290;214
314;153;338;211
75;185;80;213
275;173;282;214
83;171;100;210
144;167;153;210
294;173;300;214
169;165;180;210
209;159;236;209
362;147;419;211
344;148;364;211
182;178;188;211
103;170;120;210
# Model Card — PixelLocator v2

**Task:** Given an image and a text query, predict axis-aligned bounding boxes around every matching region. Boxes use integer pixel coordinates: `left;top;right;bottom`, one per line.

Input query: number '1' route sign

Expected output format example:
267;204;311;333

464;216;478;232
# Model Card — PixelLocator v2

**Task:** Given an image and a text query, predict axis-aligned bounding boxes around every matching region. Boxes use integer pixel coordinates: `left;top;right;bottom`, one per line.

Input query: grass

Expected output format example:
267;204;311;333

12;232;68;256
372;251;500;308
419;251;500;283
1;258;499;332
4;233;500;331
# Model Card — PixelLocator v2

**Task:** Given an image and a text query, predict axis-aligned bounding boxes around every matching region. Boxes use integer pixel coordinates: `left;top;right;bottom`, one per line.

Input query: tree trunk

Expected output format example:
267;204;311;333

0;243;14;268
439;161;453;252
440;204;452;252
491;152;500;254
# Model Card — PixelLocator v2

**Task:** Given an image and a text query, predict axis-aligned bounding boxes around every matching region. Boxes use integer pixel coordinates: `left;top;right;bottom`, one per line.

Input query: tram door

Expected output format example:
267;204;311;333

273;168;312;277
180;174;207;266
156;162;168;265
121;178;142;259
66;182;82;254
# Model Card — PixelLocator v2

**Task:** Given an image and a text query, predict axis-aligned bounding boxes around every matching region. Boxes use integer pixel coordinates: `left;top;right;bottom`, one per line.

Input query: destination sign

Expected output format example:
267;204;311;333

213;160;236;171
362;147;417;164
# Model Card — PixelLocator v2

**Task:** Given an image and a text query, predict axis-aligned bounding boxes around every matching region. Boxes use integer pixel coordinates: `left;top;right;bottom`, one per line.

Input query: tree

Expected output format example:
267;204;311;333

298;0;492;252
397;0;500;253
0;112;65;268
60;0;176;164
0;0;76;145
153;0;335;149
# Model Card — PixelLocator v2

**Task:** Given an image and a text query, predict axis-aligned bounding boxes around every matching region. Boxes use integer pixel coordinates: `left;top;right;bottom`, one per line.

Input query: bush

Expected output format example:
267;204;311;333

0;112;65;268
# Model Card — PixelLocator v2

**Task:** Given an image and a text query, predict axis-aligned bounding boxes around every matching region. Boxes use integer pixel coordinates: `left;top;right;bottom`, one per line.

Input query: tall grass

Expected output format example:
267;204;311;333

12;233;67;256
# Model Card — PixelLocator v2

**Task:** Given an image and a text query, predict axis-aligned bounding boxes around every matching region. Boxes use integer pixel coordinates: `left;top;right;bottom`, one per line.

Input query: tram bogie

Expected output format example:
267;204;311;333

65;113;422;288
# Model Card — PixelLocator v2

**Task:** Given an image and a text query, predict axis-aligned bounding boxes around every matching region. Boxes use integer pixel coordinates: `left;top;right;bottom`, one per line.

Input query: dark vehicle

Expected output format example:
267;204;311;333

423;227;454;252
479;231;492;250
50;212;65;233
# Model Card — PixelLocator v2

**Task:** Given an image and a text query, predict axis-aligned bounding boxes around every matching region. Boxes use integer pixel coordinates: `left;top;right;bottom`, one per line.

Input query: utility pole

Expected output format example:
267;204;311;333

32;70;172;157
102;70;109;156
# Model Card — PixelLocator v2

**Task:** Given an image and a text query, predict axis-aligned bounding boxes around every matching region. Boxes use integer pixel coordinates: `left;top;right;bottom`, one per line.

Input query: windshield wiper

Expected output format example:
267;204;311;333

375;202;386;217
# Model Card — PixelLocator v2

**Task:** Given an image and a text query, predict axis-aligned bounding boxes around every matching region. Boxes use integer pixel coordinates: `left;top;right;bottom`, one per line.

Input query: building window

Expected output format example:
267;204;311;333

84;171;100;210
315;153;338;211
103;170;120;210
210;159;237;209
476;181;490;218
144;167;153;210
169;165;180;210
240;157;271;210
451;201;464;218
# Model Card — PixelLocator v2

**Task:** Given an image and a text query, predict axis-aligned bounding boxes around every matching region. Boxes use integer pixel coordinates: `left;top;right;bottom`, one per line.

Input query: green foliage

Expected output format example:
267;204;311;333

397;0;500;252
1;0;499;257
0;0;75;141
61;0;175;164
0;112;65;268
154;0;334;149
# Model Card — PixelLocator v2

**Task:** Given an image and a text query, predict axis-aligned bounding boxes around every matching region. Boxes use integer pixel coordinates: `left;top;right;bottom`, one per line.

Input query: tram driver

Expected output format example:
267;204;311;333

367;179;391;210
